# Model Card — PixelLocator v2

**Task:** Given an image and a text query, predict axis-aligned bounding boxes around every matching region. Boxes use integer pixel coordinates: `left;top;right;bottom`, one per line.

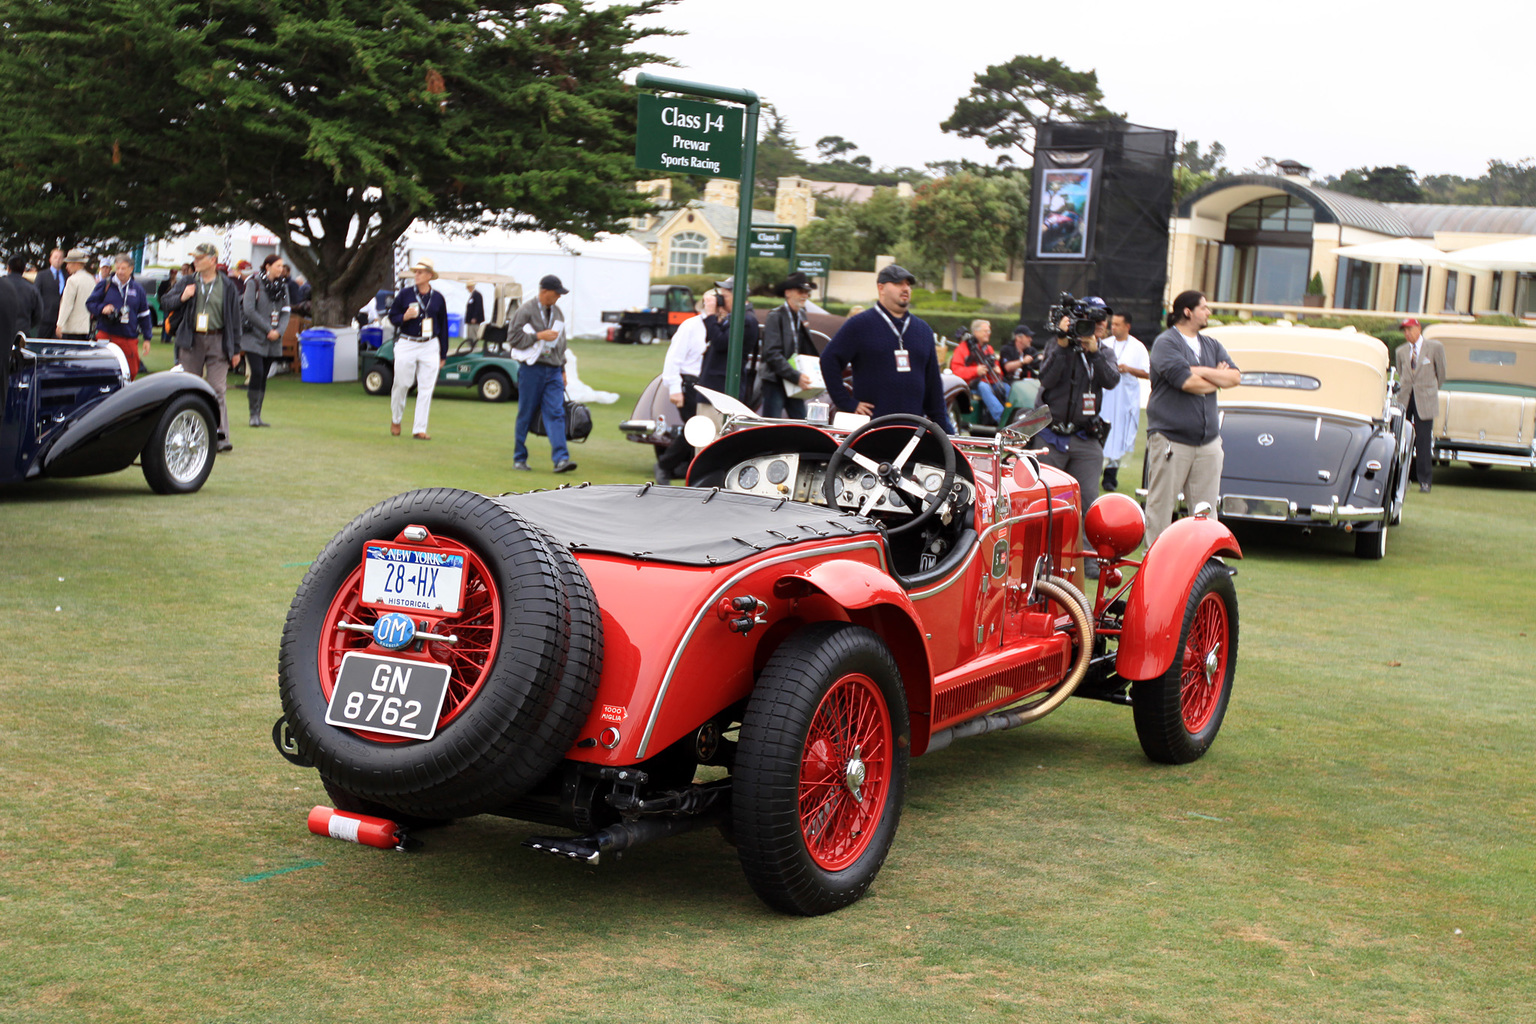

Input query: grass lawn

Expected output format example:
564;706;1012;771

2;338;1533;1023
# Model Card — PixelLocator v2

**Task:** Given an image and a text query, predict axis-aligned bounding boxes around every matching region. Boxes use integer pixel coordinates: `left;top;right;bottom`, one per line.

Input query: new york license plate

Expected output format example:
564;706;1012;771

325;652;453;741
360;543;466;613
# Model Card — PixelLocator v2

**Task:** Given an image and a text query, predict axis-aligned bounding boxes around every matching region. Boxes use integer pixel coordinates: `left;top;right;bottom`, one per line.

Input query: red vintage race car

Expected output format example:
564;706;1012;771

275;401;1241;916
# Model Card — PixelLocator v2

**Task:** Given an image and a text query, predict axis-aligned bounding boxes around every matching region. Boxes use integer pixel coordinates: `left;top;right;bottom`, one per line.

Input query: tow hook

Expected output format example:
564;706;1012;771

718;595;767;634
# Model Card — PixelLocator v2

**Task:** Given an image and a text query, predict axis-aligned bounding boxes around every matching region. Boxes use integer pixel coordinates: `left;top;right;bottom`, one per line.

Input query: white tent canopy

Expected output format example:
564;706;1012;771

1331;237;1454;266
1438;236;1536;272
403;224;651;339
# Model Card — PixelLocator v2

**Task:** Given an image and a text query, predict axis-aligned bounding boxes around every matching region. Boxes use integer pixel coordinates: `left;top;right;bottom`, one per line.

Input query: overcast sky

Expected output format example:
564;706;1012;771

631;0;1528;181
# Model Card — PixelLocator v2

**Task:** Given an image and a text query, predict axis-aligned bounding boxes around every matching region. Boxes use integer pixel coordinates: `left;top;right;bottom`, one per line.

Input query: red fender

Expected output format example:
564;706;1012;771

1116;517;1241;681
780;558;935;745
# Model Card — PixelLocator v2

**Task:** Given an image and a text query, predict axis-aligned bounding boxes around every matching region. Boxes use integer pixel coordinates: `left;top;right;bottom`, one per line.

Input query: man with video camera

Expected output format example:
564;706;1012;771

1035;295;1121;576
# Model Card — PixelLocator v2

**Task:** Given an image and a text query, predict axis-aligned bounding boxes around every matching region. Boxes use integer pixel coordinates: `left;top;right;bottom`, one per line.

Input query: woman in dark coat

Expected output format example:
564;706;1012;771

239;254;292;427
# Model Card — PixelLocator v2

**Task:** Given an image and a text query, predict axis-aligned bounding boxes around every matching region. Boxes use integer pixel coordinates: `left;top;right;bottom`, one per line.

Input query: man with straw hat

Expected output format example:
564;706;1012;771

386;257;449;439
56;248;96;340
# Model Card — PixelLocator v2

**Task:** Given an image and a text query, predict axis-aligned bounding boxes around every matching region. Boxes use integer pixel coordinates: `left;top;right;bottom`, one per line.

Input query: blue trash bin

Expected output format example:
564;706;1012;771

447;313;463;339
299;328;336;383
359;326;384;350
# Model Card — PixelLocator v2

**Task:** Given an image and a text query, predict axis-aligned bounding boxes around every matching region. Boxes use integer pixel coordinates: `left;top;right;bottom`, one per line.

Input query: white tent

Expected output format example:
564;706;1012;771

403;224;652;338
1437;236;1536;272
1331;237;1454;266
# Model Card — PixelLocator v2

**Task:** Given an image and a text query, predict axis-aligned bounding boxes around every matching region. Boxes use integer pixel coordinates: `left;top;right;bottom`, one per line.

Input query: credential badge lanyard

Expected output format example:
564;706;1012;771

875;306;912;373
417;287;433;339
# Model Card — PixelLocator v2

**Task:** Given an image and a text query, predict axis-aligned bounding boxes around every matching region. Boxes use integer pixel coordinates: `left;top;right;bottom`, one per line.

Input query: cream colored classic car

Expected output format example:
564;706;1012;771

1205;325;1410;560
1428;324;1536;471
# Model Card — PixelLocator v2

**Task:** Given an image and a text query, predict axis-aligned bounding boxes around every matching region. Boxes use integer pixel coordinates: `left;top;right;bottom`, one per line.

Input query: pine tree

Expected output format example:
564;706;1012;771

0;0;673;320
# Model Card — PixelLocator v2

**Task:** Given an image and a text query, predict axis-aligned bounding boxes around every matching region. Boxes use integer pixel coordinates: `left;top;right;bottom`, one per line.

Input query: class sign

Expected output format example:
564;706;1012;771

635;94;743;179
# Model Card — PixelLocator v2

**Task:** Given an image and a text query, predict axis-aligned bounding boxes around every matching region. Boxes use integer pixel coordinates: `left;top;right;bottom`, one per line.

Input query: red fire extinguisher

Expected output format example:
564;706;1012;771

307;806;406;850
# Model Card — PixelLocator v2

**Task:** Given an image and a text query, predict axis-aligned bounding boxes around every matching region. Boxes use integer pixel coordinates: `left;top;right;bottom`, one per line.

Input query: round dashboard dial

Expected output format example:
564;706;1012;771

924;473;942;492
860;473;877;490
766;459;790;485
737;465;760;489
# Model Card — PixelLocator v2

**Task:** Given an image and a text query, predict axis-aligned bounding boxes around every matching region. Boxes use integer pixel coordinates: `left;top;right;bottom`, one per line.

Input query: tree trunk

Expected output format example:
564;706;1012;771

948;255;959;303
971;262;984;300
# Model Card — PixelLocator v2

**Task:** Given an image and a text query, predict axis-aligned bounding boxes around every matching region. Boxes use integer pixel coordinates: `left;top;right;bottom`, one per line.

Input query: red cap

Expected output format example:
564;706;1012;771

234;259;252;271
1399;317;1421;328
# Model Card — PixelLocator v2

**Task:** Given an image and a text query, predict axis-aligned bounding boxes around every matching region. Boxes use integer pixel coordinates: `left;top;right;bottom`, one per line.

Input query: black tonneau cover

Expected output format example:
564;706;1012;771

495;484;878;566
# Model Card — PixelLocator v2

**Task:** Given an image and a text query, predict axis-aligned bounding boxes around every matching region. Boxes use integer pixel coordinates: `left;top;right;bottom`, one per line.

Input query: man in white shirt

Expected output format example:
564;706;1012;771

654;293;716;484
1099;312;1150;492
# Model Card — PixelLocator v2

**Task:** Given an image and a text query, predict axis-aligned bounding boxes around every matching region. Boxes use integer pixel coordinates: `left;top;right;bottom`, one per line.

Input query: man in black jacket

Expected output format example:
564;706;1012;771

756;271;818;418
1035;300;1120;574
164;243;244;451
33;249;66;339
464;282;485;342
2;257;42;337
698;278;759;404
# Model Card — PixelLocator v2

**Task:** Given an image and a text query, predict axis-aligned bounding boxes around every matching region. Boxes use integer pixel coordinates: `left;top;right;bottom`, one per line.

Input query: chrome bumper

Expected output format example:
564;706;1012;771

1434;444;1536;470
1220;493;1384;526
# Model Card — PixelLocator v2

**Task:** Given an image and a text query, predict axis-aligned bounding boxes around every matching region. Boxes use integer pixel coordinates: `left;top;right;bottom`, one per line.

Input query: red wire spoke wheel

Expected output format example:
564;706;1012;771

1132;558;1239;764
798;672;893;872
315;541;501;743
736;623;910;916
1178;592;1228;735
278;489;600;820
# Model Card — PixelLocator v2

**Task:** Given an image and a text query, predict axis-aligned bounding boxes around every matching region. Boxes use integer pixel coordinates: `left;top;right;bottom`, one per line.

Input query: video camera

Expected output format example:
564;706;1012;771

1045;292;1111;347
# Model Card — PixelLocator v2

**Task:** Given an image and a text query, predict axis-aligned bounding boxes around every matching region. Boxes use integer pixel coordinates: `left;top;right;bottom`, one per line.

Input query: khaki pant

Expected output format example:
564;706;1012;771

1144;432;1223;546
391;338;440;435
181;331;231;437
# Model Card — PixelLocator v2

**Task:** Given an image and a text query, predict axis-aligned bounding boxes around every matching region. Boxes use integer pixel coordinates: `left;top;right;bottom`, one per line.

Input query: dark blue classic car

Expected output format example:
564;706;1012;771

1205;325;1410;560
2;334;220;493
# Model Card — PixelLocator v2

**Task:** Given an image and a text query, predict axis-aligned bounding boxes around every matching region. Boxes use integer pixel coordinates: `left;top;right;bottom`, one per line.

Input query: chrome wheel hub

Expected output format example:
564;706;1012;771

1204;643;1221;683
843;744;866;803
164;409;210;482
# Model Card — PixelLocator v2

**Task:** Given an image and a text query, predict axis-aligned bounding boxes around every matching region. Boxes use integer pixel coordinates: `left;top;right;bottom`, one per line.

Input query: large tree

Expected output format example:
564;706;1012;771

0;0;671;322
798;186;912;272
1329;165;1425;203
940;55;1116;161
910;174;1007;301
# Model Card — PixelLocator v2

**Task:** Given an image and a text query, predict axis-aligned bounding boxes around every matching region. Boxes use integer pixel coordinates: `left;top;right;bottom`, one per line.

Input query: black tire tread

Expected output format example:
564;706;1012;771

278;488;584;818
1130;559;1238;765
142;394;216;494
734;622;909;916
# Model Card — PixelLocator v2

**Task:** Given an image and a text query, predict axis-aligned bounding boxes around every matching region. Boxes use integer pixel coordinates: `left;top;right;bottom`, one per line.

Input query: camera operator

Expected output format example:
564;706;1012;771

1035;296;1121;576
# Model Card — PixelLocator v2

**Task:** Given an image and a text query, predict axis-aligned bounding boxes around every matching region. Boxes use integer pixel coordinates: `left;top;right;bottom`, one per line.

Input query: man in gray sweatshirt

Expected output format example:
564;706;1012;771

1143;290;1240;545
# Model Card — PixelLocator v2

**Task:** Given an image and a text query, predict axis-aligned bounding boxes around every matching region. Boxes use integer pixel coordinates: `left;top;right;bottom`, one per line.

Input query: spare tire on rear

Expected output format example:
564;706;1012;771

278;488;602;819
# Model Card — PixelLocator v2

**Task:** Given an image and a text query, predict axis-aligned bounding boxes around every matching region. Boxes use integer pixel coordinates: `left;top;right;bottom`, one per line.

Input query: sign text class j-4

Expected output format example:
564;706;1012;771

635;94;744;180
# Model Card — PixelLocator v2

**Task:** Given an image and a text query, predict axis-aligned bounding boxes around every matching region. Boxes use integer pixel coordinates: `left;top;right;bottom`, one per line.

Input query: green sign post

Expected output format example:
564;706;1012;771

793;253;831;277
636;72;760;399
793;253;831;299
746;225;795;260
634;94;744;180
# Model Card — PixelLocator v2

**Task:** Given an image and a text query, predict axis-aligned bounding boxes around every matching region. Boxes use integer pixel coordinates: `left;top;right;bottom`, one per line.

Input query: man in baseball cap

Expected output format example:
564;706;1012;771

819;264;953;429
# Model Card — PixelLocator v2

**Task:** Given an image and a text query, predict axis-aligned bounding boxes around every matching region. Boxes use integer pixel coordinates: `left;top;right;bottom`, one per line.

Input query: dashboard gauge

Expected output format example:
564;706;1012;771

737;465;760;489
924;473;942;492
860;473;877;490
766;459;790;485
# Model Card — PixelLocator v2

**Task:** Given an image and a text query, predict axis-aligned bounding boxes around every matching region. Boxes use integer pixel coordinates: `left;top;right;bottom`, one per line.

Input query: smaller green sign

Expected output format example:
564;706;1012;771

794;254;831;277
635;94;743;179
746;226;794;260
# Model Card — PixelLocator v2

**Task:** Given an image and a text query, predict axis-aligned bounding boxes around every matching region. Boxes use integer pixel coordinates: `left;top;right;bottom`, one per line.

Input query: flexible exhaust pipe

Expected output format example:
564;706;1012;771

926;575;1094;752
